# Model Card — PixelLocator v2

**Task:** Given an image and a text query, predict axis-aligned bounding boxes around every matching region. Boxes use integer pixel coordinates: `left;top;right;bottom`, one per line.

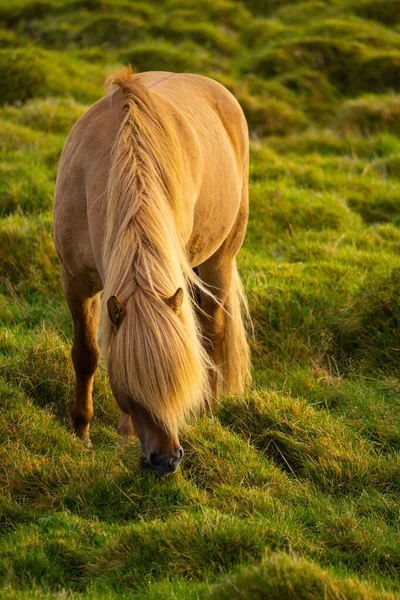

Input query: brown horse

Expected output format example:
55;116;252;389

53;68;250;476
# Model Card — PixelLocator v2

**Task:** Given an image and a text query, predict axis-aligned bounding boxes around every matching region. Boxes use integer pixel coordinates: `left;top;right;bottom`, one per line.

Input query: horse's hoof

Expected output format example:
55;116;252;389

75;431;92;448
83;436;92;448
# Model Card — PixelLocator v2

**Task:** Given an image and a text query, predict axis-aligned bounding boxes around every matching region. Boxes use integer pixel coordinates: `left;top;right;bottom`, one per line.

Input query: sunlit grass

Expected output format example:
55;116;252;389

1;0;400;598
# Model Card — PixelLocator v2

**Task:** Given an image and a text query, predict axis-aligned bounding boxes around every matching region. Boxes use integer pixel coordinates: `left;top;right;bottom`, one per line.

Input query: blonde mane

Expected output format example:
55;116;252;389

100;68;211;434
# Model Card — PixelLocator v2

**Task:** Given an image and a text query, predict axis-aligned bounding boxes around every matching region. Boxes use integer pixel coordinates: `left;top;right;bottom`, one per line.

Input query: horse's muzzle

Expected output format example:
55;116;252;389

148;447;184;477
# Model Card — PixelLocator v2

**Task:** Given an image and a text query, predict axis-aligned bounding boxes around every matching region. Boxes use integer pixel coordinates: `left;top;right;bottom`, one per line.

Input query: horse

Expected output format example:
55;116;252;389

53;68;251;477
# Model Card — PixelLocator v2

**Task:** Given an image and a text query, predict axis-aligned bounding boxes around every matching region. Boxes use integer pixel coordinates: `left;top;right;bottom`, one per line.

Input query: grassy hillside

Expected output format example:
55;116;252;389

1;0;400;598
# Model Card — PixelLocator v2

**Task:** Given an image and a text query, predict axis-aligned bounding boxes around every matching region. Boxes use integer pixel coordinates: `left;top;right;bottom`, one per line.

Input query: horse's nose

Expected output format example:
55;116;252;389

149;447;184;477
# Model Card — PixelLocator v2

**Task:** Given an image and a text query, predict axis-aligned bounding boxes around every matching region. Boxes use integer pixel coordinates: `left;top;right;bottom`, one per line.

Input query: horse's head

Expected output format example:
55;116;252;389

109;373;184;477
106;286;204;477
127;402;184;477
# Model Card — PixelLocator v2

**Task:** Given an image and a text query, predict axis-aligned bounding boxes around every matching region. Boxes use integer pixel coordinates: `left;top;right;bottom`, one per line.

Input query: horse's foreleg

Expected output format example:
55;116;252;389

61;267;100;445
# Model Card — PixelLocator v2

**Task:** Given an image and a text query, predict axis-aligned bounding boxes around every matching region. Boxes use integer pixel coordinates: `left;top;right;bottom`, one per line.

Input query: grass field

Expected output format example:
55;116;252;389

1;0;400;598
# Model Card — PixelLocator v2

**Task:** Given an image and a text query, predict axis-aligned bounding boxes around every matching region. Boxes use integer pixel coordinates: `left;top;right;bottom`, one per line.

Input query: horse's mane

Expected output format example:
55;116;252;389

100;67;211;433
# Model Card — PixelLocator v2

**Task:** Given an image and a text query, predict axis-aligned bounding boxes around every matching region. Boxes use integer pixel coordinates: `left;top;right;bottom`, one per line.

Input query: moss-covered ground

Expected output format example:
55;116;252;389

1;0;400;597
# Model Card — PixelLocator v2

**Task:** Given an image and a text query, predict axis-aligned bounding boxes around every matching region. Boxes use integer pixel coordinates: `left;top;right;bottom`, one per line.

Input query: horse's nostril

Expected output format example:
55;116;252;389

149;452;159;465
178;447;184;460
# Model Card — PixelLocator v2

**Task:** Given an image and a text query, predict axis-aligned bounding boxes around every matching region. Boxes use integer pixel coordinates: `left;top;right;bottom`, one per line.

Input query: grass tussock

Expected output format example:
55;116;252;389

334;92;400;145
356;0;400;26
208;551;398;600
334;267;400;370
0;47;104;106
0;213;59;296
0;97;87;134
120;41;216;74
84;510;289;589
218;392;399;493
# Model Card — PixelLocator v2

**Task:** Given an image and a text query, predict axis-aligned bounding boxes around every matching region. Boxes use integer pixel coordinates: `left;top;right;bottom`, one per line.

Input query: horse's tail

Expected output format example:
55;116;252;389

100;68;211;434
219;261;252;394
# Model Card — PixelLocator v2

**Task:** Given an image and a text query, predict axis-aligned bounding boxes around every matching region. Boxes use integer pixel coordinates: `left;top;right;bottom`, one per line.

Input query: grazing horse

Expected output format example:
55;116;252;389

53;68;251;476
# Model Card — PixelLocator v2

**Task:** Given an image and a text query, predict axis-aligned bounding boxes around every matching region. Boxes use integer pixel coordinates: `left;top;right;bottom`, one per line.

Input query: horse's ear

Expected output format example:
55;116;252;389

165;287;184;313
107;296;126;327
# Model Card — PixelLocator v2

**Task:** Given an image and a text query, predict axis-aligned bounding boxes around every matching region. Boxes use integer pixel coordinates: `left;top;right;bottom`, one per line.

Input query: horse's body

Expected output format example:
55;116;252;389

54;70;250;476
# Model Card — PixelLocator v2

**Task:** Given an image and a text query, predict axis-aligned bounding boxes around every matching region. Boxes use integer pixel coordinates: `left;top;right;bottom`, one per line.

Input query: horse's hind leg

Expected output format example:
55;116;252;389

61;266;100;445
196;207;249;402
197;255;232;402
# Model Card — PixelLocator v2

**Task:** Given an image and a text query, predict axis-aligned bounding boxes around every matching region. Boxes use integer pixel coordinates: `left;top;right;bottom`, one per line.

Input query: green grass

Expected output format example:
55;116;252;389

1;0;400;598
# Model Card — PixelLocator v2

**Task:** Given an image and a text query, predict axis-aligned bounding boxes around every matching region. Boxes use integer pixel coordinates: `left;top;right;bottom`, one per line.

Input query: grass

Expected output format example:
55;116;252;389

1;0;400;598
